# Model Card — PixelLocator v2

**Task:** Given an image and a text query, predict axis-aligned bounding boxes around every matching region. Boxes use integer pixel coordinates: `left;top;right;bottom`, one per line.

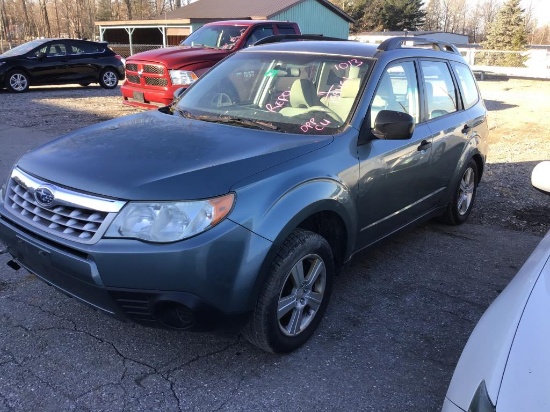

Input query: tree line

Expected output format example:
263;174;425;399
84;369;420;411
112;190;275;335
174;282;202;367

1;0;549;48
337;0;546;45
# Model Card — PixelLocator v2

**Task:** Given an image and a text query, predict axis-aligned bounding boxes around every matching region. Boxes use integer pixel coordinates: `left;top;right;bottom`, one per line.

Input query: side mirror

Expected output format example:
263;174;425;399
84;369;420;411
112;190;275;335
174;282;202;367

35;51;46;59
531;161;550;195
372;110;414;140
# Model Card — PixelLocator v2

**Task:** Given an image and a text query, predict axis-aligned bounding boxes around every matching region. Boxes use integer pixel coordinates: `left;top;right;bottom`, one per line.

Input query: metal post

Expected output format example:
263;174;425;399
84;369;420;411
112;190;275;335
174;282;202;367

125;27;135;55
157;26;166;48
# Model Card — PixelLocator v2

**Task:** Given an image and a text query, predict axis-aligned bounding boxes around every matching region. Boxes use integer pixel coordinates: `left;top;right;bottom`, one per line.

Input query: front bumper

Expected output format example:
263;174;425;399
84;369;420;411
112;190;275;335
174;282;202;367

120;81;183;109
0;205;273;329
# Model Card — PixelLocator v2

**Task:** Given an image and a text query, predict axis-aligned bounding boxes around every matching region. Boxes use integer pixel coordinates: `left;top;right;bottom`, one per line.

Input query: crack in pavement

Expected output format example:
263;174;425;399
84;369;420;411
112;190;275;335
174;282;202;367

131;337;242;410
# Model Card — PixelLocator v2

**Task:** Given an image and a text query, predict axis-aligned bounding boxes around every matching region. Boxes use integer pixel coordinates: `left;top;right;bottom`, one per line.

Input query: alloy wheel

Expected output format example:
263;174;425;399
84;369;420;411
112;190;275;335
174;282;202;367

277;253;327;337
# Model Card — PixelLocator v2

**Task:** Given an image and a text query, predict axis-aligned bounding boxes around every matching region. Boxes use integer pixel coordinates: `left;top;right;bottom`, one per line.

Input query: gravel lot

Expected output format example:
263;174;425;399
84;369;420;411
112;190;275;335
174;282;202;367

0;78;548;235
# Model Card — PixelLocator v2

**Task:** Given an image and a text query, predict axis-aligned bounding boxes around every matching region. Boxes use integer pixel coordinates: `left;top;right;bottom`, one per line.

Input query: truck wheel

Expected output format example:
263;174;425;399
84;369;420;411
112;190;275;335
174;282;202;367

242;229;334;353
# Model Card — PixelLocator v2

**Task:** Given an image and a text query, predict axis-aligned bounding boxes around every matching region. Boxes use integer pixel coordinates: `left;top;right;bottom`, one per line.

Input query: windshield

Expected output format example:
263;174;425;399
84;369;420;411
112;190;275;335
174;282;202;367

174;50;372;135
1;39;48;57
181;25;248;50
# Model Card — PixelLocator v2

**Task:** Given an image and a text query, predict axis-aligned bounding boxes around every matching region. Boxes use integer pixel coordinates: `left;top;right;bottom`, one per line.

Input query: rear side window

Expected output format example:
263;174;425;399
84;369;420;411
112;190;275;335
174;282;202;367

420;60;458;119
452;63;479;110
70;42;104;54
245;26;275;47
277;25;297;35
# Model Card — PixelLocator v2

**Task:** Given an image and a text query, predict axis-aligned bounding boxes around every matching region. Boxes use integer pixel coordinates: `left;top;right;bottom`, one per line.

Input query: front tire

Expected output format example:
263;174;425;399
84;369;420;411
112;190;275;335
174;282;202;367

441;159;479;225
242;229;334;353
6;70;30;93
99;69;119;89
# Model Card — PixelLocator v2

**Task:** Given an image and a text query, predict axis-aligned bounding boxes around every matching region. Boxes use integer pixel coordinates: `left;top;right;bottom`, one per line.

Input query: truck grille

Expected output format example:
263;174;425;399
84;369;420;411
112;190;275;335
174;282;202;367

127;74;140;84
143;64;165;74
125;61;170;88
145;77;168;86
4;168;125;244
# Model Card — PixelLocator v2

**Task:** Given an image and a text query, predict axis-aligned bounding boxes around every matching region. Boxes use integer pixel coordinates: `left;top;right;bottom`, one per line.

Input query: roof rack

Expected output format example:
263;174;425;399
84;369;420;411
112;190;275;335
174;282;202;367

377;37;460;55
253;34;346;46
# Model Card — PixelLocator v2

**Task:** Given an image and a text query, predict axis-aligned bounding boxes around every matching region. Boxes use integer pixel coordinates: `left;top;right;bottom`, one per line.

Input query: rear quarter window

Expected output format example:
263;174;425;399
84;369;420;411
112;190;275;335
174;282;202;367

452;62;480;109
71;42;105;54
277;25;298;35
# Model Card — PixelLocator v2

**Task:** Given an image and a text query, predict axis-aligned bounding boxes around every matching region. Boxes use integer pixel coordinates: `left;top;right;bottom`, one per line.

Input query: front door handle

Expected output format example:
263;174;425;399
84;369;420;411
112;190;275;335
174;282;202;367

417;140;432;151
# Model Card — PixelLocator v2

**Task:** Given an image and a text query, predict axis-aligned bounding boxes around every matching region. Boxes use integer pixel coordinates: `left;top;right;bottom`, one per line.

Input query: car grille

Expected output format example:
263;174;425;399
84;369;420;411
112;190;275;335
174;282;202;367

4;168;125;244
143;64;164;74
127;74;140;84
110;291;156;324
145;77;168;86
125;61;169;88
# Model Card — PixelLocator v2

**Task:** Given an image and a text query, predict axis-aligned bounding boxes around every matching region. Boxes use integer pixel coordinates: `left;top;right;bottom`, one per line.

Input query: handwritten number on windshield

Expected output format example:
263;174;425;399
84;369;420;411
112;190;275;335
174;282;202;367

334;58;363;71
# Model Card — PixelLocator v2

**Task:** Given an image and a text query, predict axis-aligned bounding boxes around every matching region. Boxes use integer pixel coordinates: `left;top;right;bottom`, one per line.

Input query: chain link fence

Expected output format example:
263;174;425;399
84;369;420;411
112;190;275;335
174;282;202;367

108;44;163;58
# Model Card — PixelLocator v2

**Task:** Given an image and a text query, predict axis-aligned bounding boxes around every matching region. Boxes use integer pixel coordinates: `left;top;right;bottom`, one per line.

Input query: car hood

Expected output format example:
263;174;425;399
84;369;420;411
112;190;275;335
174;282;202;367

127;46;230;67
16;110;332;201
496;238;550;412
444;230;550;411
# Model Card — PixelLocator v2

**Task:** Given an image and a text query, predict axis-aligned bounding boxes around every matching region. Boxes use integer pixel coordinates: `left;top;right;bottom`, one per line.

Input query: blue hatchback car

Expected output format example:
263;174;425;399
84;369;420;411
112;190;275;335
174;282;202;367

0;37;488;353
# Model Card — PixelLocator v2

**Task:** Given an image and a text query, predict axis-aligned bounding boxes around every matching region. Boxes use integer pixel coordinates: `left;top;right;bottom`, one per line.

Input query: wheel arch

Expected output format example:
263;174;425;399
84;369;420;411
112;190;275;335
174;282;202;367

236;178;357;309
5;67;33;85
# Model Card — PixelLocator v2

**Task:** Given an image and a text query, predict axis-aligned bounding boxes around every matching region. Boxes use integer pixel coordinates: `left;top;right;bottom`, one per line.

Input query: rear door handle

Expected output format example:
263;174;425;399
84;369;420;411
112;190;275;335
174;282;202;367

417;140;432;151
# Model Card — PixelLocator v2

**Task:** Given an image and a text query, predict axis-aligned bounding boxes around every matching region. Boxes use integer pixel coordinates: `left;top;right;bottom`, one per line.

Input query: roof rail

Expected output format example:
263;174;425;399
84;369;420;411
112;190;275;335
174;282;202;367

377;37;460;55
253;34;346;46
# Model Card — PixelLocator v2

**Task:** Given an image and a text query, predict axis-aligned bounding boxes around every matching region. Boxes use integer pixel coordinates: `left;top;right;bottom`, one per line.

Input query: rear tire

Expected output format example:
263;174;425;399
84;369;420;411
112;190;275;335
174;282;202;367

242;229;334;353
6;70;30;93
441;159;479;225
99;68;119;89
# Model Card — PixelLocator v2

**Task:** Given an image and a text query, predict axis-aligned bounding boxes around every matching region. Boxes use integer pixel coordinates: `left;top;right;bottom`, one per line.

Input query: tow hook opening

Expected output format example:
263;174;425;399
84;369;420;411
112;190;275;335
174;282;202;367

7;260;21;271
154;301;196;330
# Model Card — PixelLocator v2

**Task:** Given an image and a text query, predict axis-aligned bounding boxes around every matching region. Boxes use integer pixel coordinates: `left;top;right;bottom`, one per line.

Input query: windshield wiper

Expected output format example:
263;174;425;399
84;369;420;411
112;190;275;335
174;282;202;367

176;109;284;132
216;116;283;131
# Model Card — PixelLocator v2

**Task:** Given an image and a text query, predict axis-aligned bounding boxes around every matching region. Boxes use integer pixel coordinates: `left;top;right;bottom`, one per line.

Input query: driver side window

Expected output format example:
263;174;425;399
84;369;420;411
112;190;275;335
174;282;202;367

370;61;419;127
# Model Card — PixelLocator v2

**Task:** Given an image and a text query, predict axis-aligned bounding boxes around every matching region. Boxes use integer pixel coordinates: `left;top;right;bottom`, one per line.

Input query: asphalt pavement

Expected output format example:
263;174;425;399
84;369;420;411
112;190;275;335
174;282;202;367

0;124;544;411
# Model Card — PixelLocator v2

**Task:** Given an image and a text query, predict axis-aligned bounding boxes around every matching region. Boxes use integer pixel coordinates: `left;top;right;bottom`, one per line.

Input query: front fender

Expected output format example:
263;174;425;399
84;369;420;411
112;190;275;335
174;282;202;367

229;177;357;308
230;177;356;249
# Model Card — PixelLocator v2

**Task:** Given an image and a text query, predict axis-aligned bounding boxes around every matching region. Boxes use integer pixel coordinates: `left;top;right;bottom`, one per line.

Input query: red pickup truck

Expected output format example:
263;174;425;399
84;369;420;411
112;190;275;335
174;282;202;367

121;20;301;109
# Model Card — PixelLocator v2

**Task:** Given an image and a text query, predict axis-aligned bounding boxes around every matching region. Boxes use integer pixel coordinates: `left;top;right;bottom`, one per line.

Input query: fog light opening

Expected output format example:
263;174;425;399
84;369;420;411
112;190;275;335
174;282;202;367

155;301;196;329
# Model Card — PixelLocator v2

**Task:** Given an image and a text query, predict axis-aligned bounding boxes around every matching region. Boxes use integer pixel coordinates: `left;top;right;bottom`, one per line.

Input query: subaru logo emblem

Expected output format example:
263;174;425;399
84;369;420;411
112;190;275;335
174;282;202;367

34;187;55;207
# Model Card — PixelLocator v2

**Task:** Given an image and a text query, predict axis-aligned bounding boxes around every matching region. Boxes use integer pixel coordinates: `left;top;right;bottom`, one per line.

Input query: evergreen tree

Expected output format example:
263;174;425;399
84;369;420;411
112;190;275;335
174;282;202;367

350;0;425;33
380;0;426;31
483;0;528;66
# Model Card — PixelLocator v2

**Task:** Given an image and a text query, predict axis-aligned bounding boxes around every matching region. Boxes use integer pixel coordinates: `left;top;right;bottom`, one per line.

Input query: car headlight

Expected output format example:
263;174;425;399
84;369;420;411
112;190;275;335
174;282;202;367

169;70;198;86
105;193;234;243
